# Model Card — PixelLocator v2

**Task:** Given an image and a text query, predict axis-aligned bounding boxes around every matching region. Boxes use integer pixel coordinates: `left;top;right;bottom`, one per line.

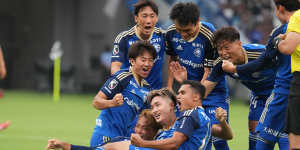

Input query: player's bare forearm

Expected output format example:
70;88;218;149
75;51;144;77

92;92;123;110
131;132;185;150
201;67;211;84
278;32;300;55
212;108;233;140
202;80;217;98
167;57;174;90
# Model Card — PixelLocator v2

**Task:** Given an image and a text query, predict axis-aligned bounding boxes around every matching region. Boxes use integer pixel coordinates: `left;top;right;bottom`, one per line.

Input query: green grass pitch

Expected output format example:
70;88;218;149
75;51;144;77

0;90;279;150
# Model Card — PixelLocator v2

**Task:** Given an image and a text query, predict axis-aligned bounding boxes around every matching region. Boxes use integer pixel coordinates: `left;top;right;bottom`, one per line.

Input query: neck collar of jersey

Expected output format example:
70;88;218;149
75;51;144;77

135;25;153;41
130;66;143;87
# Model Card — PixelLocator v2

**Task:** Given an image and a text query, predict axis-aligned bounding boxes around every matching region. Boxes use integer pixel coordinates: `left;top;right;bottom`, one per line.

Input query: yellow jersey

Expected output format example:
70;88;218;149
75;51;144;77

287;9;300;72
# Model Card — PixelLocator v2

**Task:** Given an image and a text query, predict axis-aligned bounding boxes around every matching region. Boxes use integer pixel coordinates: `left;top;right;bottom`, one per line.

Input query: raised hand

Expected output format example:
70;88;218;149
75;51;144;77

216;107;227;123
170;61;187;83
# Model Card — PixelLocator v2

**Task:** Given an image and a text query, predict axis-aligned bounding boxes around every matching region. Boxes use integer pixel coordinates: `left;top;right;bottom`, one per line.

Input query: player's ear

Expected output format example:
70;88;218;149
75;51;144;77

134;15;138;24
130;58;135;66
193;93;201;102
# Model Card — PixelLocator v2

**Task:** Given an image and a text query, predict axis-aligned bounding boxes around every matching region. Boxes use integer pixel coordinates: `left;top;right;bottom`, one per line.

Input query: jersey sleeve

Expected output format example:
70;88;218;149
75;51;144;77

206;59;225;82
200;22;217;68
165;30;178;56
111;32;128;63
100;73;125;99
175;110;200;138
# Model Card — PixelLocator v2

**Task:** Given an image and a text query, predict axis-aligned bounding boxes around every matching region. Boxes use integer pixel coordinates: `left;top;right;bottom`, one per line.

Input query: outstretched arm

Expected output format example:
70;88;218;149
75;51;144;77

46;139;71;150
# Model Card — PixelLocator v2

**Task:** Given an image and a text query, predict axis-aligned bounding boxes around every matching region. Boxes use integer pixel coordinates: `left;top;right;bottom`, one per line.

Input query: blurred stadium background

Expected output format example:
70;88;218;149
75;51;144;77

0;0;280;149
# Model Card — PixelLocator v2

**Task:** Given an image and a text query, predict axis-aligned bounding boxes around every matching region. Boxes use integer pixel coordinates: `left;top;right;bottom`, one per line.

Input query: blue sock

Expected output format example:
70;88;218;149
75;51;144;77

213;137;230;150
249;131;257;150
278;133;289;150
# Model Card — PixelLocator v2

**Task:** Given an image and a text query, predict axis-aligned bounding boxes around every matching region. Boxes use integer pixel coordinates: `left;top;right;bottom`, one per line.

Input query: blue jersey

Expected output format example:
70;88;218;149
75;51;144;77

111;26;165;89
236;24;292;95
129;107;211;150
91;68;151;145
176;106;211;150
166;22;228;106
208;44;276;97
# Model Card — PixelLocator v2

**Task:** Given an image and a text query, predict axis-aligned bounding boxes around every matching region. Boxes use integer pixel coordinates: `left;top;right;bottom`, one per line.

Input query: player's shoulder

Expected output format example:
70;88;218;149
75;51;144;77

270;24;288;37
200;21;216;32
113;68;134;81
114;26;136;43
153;26;165;35
243;44;265;59
199;21;215;46
166;24;177;33
243;44;265;52
180;106;209;121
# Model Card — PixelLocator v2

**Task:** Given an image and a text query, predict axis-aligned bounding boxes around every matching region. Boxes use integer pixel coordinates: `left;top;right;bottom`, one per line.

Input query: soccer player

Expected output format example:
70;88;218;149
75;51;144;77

219;1;300;149
275;1;300;149
111;0;165;89
90;41;156;146
46;87;232;150
131;81;233;150
165;2;229;149
46;109;161;150
170;26;276;150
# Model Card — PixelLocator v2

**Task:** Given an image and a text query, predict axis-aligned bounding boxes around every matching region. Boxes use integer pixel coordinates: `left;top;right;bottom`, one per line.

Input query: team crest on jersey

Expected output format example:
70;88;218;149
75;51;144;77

108;79;118;90
153;43;161;53
113;45;119;55
193;48;202;57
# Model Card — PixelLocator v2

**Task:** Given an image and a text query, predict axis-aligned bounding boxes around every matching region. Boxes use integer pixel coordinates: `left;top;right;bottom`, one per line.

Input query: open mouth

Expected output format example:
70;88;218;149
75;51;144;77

177;101;182;111
153;113;160;121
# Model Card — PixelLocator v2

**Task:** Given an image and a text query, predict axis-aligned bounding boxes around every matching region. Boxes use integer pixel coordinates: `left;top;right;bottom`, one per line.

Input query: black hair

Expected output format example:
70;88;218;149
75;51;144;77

181;80;206;100
128;41;157;62
273;0;300;11
170;2;200;26
213;27;240;48
134;0;159;16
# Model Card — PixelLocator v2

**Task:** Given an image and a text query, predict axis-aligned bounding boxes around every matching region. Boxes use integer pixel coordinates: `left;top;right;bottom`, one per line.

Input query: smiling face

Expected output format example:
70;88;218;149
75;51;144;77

174;20;199;41
176;84;197;111
150;96;175;126
130;50;154;79
135;6;158;40
216;40;244;65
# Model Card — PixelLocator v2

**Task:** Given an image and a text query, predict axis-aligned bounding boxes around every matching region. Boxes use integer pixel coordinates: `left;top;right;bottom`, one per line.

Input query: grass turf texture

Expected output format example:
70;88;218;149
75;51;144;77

0;90;279;150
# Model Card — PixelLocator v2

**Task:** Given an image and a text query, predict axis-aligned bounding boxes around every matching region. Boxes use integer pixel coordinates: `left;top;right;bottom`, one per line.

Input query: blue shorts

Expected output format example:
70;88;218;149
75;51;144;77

248;95;268;121
204;103;229;125
256;92;288;142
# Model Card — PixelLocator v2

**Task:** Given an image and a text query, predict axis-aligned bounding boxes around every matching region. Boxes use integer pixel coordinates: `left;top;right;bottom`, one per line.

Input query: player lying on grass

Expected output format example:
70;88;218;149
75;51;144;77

46;86;232;150
90;41;156;146
46;109;160;150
